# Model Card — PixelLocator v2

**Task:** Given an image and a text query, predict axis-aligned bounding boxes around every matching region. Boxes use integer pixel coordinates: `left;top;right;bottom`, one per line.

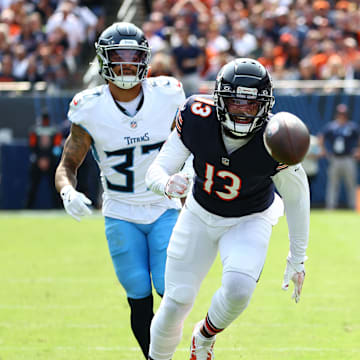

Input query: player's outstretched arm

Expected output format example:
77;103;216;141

272;164;310;303
146;130;191;198
55;124;92;221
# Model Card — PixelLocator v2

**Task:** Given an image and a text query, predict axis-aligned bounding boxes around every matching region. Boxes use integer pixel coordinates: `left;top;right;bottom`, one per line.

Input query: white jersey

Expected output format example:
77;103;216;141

68;76;186;223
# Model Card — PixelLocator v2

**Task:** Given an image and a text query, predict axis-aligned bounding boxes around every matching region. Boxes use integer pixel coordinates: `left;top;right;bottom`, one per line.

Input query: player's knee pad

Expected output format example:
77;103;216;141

222;271;256;306
164;296;192;320
166;283;197;306
207;272;257;329
155;295;193;331
150;297;187;360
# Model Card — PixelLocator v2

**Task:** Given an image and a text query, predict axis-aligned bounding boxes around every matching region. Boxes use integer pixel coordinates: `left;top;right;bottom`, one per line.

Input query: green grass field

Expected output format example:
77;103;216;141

1;210;359;360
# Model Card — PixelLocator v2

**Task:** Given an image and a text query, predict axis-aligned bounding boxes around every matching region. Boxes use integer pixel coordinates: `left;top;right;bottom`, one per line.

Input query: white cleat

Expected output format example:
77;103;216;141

189;321;216;360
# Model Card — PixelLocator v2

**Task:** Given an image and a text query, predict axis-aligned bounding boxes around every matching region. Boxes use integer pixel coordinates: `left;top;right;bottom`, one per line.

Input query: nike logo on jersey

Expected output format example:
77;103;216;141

222;157;230;166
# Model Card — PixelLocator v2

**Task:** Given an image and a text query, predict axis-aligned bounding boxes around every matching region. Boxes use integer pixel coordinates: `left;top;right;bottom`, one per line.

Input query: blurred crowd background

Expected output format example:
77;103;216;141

0;0;106;91
0;0;360;94
0;0;360;211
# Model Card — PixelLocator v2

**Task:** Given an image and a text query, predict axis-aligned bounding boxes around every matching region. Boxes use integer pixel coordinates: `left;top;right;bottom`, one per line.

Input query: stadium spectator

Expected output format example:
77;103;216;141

54;22;187;360
205;22;230;58
14;17;44;54
142;21;168;55
149;51;174;77
171;21;204;96
169;0;207;34
12;43;29;79
320;54;347;81
318;103;360;210
71;0;98;43
33;0;57;23
204;50;233;81
24;55;43;83
297;58;318;81
341;37;360;67
256;12;279;43
46;26;74;75
46;1;86;60
231;21;257;58
27;11;46;40
0;53;16;81
278;33;301;70
80;0;105;38
0;23;10;58
148;11;167;39
211;0;234;35
347;53;360;81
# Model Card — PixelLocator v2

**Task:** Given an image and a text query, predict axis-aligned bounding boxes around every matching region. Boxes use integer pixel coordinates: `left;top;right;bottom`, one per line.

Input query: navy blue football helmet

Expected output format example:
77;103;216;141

214;58;275;137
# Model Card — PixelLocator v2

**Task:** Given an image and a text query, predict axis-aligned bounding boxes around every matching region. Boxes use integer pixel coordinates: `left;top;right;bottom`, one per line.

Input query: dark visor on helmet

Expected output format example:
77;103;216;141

224;98;261;117
108;49;147;63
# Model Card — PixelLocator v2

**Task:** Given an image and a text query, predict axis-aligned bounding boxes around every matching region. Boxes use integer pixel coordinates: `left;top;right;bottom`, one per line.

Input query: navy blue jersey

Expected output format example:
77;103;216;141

176;95;284;217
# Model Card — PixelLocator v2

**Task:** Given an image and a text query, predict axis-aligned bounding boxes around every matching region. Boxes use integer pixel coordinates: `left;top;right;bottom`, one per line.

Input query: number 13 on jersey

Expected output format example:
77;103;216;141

203;163;242;201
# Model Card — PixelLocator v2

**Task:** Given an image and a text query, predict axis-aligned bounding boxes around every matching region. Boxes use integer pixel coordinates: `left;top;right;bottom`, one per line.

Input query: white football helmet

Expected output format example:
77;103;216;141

95;22;151;89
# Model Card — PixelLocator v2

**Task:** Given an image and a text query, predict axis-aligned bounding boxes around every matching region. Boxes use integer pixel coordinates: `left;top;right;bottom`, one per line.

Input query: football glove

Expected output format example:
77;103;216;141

165;173;190;198
60;185;92;221
282;259;306;303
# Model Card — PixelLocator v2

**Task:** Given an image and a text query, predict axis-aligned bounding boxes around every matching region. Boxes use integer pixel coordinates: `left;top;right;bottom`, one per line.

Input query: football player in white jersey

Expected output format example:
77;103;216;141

55;22;186;359
145;58;310;360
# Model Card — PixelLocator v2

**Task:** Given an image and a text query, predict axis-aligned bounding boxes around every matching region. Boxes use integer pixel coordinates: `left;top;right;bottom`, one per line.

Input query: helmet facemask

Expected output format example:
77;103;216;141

214;58;275;138
96;41;151;89
215;86;274;138
217;91;270;137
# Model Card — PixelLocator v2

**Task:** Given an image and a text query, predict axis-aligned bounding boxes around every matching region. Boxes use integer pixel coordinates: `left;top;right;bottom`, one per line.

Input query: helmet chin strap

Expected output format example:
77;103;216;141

222;125;253;139
224;112;253;135
111;76;140;89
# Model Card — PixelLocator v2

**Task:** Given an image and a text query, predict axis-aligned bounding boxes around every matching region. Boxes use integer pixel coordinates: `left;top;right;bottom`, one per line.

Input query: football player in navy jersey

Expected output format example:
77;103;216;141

145;58;310;360
55;22;187;358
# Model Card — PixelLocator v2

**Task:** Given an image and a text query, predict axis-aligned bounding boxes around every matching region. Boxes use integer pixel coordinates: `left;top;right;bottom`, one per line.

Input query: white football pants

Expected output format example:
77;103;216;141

149;193;283;360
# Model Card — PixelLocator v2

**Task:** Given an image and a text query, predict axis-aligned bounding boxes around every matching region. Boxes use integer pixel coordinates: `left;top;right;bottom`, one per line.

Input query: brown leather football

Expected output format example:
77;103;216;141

263;112;310;165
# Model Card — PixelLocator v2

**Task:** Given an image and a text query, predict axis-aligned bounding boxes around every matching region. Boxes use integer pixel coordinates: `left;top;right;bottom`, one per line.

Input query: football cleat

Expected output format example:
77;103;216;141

190;321;216;360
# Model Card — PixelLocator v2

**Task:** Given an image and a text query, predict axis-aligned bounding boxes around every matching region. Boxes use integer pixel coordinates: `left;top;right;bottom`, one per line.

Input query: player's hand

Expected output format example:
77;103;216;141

282;259;306;303
165;173;190;198
60;185;92;221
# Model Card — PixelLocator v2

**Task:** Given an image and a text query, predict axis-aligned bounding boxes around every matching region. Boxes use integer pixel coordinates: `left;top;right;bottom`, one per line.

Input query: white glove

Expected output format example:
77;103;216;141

60;185;92;221
165;173;190;198
282;258;306;303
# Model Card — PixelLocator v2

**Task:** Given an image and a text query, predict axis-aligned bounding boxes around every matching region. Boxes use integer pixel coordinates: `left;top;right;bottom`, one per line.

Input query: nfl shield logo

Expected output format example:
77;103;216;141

130;120;137;128
222;157;230;166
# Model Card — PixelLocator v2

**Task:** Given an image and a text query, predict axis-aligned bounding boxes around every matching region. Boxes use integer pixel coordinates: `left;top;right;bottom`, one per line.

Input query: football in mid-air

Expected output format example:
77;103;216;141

263;112;310;165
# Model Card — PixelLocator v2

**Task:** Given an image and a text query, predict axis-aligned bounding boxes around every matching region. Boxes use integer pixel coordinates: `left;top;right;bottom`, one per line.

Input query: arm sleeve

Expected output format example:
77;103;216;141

145;130;192;196
272;164;310;264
